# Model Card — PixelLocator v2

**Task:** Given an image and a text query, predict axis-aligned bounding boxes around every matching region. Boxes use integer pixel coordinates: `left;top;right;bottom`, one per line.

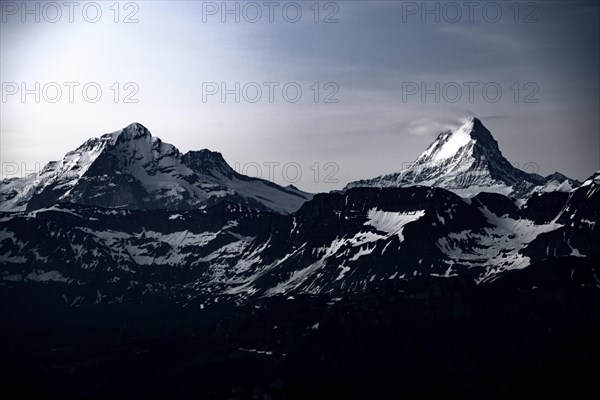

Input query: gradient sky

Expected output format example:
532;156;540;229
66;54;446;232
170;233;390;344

1;0;599;192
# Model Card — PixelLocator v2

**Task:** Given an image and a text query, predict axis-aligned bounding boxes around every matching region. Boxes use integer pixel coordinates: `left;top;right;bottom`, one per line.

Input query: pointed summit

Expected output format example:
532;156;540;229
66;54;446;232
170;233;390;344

346;117;578;198
105;122;152;145
0;123;312;213
466;116;500;146
122;122;151;136
415;119;474;164
414;117;501;166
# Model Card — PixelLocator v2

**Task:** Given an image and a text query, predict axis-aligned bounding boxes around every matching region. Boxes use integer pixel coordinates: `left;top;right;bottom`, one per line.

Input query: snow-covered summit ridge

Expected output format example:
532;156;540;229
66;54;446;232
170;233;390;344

414;117;502;165
104;122;152;144
346;117;580;199
416;117;476;163
0;123;312;213
582;171;600;187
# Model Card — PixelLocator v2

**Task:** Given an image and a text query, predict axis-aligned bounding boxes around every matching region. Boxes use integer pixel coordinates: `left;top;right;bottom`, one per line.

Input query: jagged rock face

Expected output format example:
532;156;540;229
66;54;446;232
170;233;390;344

0;120;596;306
346;117;579;199
0;123;312;214
182;150;313;214
182;150;236;179
0;120;596;304
2;171;598;305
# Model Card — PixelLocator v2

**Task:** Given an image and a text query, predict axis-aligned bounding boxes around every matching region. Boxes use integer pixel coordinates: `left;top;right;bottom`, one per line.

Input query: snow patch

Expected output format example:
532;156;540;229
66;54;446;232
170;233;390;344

365;208;425;241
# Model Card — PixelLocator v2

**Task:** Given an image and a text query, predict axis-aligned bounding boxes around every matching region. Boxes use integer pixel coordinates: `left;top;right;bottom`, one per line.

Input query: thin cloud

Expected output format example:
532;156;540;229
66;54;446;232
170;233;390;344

400;117;465;137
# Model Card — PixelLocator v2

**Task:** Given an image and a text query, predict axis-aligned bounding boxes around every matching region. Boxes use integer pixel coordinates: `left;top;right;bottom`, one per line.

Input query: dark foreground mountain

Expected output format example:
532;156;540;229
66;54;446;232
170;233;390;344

2;256;600;399
2;171;597;303
1;171;599;398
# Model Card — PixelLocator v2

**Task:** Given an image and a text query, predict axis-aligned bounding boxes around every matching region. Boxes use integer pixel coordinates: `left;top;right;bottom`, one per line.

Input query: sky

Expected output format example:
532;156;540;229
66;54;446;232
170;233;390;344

1;0;599;192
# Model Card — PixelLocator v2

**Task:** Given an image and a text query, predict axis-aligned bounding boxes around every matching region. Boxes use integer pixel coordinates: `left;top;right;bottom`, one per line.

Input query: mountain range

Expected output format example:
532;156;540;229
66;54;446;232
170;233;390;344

1;117;598;300
1;117;598;399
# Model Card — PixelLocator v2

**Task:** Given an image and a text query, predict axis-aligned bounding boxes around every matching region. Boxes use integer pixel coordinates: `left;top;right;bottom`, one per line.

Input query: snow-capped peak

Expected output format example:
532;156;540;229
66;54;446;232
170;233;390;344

105;122;152;145
0;123;312;213
413;117;501;168
346;116;578;199
417;117;475;163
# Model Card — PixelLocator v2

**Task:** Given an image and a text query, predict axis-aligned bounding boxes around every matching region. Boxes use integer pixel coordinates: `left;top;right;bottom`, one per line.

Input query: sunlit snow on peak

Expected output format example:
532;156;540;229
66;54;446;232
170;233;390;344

419;118;474;163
